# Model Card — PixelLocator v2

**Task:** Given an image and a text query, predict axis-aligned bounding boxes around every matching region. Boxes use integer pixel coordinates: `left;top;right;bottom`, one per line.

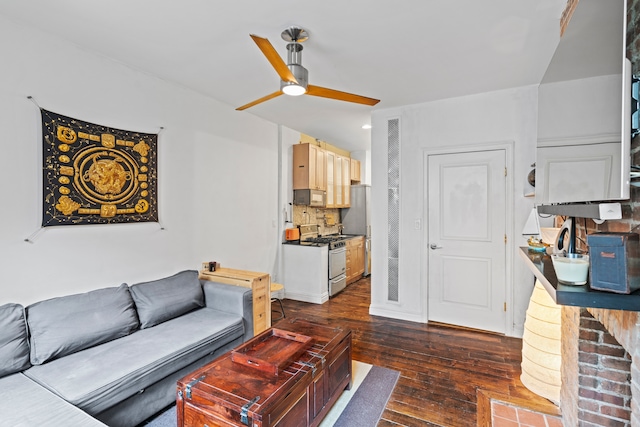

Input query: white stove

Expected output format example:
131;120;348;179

285;225;348;300
299;224;348;249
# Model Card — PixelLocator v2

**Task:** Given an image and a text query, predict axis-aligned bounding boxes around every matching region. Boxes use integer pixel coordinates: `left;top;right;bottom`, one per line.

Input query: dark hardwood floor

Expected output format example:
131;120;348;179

273;276;554;427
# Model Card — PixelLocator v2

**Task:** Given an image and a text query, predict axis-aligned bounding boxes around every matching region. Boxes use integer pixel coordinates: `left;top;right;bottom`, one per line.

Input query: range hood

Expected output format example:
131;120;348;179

537;202;622;220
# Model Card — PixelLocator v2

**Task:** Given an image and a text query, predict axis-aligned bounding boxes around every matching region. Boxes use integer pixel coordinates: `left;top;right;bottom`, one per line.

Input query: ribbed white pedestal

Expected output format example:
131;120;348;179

521;279;562;404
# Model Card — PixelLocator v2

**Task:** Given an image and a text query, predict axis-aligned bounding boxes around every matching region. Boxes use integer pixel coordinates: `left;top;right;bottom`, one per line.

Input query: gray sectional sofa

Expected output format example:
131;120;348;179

0;270;254;427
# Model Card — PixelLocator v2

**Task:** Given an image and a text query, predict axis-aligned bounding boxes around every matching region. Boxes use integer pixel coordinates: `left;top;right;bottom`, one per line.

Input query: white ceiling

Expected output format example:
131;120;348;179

0;0;567;152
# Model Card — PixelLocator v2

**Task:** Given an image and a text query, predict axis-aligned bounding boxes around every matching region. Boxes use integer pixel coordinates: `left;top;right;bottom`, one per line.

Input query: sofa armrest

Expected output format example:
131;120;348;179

201;281;254;342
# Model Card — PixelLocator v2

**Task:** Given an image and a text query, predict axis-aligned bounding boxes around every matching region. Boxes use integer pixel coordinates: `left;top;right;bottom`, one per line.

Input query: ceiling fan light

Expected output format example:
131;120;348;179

282;83;306;96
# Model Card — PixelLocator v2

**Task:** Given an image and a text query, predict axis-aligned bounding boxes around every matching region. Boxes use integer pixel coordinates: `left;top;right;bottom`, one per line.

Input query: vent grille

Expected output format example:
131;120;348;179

387;118;400;302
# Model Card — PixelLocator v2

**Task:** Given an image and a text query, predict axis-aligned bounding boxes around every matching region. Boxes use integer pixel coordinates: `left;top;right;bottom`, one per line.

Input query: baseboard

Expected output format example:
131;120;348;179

283;291;328;304
368;304;425;323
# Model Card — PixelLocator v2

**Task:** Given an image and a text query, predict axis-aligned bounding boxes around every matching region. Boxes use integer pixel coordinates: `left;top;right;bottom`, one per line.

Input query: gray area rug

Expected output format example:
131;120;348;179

333;365;399;427
145;364;399;427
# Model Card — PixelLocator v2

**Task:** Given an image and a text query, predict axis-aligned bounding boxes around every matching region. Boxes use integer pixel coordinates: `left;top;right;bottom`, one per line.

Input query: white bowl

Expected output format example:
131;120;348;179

551;254;589;285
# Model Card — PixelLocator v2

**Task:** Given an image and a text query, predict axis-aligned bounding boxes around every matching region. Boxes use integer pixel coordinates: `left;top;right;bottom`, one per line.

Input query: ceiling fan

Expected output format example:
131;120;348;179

236;26;380;111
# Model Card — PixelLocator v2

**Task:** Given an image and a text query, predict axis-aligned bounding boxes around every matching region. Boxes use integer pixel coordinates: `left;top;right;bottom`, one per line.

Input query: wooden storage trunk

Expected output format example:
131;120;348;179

176;319;352;427
284;320;352;425
587;232;640;294
177;352;312;427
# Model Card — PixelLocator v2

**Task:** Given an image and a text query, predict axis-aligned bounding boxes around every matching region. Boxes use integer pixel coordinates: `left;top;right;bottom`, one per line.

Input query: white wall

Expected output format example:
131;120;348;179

0;16;280;305
370;86;539;337
275;126;301;283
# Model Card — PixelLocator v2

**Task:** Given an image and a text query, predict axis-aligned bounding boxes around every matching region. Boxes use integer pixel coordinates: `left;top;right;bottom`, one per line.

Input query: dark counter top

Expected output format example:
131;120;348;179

519;247;640;311
282;240;327;247
282;234;365;247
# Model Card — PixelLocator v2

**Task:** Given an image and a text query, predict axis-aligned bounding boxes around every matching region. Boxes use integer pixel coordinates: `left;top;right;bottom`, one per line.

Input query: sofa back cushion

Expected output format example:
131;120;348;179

0;303;31;376
26;284;139;365
129;270;204;329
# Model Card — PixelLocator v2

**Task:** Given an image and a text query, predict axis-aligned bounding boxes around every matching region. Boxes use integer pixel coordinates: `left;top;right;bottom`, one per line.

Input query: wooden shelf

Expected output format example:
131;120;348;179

200;267;271;335
519;247;640;311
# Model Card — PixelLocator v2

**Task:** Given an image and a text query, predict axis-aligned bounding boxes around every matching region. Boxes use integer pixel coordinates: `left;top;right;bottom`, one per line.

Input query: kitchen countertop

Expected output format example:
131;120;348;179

282;240;328;247
282;234;365;247
519;247;640;311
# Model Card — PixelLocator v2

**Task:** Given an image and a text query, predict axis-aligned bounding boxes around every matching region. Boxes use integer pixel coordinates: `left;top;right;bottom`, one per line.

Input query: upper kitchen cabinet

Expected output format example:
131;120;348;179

335;155;343;207
326;151;336;208
292;136;354;208
342;156;351;208
326;154;351;208
293;143;326;191
350;159;361;183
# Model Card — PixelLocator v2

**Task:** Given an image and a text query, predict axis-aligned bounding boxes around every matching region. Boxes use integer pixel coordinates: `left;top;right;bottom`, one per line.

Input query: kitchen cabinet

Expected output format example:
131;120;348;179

292;142;351;207
334;155;351;208
283;243;329;304
342;157;351;207
334;155;343;206
345;236;365;285
327;152;351;208
293;143;326;191
326;151;336;208
350;159;361;183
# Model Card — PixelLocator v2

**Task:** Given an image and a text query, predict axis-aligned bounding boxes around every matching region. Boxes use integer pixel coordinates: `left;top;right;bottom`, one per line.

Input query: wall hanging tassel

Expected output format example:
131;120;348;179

27;95;42;109
24;227;45;244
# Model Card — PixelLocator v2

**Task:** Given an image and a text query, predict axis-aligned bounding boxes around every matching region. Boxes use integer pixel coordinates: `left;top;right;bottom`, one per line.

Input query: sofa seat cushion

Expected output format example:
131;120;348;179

0;373;107;426
0;303;30;377
26;284;139;365
23;307;243;415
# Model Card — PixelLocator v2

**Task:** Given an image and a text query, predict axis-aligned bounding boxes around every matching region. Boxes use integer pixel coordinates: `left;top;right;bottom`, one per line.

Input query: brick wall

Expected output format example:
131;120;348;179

579;311;632;425
561;307;640;425
561;306;580;426
588;309;640;426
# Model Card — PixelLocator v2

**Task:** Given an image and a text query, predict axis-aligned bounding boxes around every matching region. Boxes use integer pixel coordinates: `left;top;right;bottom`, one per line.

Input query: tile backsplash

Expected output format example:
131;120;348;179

292;205;341;235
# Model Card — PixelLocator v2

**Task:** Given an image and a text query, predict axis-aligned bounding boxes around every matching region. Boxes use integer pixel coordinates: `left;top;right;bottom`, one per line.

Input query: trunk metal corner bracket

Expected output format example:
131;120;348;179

240;395;261;425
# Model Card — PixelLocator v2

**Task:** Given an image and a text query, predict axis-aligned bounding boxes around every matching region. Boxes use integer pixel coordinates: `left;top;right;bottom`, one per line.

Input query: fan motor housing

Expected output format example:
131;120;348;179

281;64;308;92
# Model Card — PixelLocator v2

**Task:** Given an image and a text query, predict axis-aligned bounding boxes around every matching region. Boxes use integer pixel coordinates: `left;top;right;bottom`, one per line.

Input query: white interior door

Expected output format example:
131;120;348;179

427;149;506;333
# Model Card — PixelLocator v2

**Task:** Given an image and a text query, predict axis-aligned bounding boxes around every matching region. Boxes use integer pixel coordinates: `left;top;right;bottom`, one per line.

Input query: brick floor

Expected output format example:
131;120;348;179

491;401;563;427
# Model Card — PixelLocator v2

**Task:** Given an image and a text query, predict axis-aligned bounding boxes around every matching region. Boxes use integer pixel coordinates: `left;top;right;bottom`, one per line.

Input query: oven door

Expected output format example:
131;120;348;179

329;273;347;297
329;247;346;279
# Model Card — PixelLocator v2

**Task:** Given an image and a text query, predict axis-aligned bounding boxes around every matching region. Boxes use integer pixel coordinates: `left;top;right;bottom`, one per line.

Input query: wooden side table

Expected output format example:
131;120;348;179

199;267;271;335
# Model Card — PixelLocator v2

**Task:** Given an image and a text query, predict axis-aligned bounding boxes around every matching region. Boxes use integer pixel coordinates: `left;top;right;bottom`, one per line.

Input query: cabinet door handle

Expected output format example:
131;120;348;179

430;244;443;250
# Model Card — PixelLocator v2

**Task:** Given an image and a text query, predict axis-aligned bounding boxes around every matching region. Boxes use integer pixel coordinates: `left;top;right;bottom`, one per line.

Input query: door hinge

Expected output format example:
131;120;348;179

504;167;507;177
504;302;507;312
504;234;507;244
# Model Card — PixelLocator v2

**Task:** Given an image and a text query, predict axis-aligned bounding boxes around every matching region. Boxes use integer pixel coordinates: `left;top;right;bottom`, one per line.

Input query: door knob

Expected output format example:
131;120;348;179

430;243;443;250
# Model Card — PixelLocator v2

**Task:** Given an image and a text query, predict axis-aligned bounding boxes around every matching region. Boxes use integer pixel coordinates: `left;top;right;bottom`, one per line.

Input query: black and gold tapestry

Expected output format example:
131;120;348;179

42;109;158;226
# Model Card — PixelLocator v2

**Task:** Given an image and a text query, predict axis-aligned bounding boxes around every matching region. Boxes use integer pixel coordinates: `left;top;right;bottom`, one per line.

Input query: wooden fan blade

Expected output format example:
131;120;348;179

236;91;283;111
250;34;297;84
306;85;380;106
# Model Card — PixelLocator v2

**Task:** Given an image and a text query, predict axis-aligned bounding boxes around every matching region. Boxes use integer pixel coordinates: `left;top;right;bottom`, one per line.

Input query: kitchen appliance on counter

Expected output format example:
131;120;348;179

293;189;325;207
285;227;300;241
341;184;371;276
